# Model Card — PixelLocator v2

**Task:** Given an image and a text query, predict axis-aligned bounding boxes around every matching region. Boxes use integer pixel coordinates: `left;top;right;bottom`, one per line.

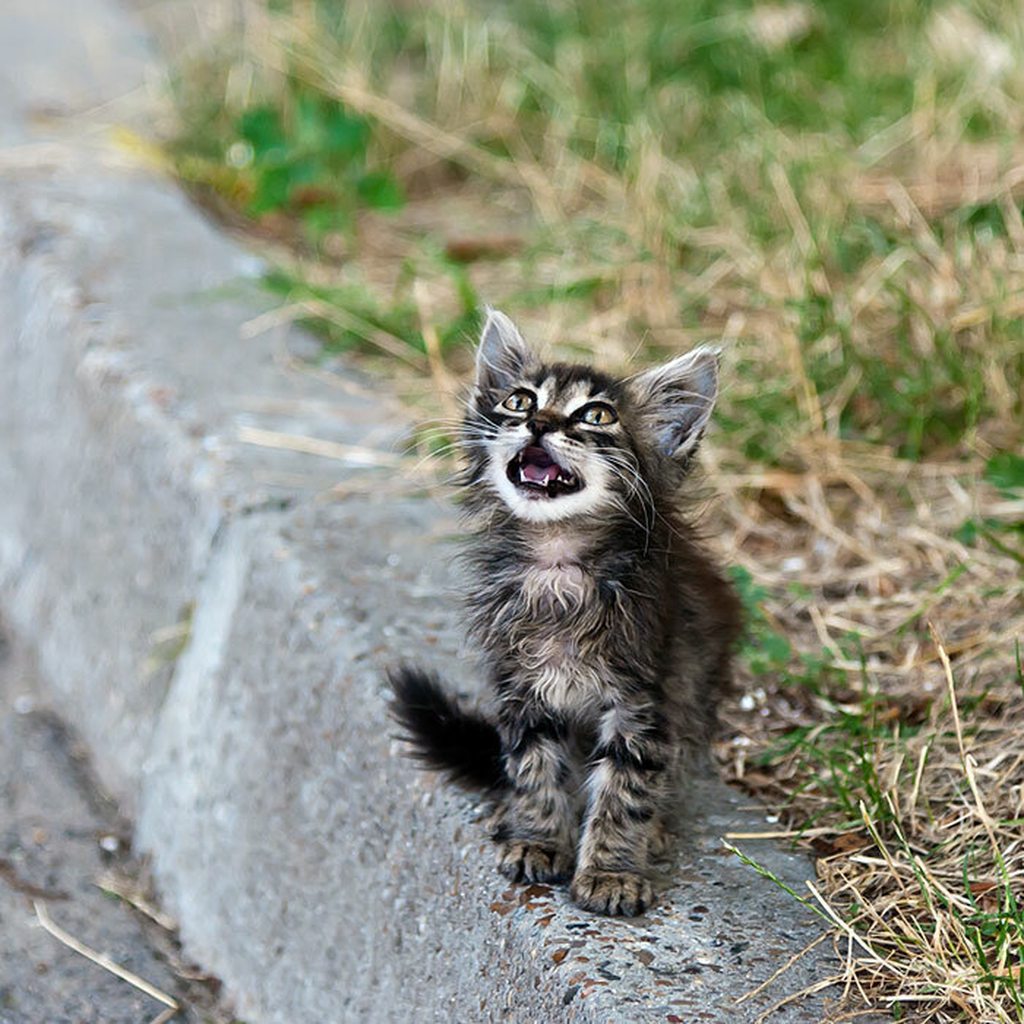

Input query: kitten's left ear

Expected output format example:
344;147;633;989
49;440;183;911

475;308;534;392
628;346;720;461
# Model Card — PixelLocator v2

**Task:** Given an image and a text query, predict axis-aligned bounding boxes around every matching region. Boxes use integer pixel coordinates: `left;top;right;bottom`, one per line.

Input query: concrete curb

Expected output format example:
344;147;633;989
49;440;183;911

0;2;853;1021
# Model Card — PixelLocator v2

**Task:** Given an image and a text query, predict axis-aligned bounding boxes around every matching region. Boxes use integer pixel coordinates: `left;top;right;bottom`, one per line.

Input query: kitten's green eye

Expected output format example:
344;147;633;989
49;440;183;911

502;390;536;413
578;403;618;426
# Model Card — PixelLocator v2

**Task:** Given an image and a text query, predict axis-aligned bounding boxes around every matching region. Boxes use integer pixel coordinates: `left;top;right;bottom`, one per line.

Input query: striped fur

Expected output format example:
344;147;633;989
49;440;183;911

389;310;741;916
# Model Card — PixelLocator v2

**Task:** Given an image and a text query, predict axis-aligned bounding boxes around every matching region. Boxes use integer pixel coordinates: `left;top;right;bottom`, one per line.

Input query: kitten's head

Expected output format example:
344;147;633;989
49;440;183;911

462;309;720;525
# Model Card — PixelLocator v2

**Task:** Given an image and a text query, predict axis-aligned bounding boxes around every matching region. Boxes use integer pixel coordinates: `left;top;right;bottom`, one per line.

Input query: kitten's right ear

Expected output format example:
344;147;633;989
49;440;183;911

627;345;721;463
475;308;533;392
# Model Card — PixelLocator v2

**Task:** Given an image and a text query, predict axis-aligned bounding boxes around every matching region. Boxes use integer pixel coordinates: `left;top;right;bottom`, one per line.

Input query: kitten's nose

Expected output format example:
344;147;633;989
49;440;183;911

527;410;561;436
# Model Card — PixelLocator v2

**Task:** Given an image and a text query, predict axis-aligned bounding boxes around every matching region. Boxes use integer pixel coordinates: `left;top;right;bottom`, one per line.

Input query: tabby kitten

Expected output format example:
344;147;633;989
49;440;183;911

389;310;741;916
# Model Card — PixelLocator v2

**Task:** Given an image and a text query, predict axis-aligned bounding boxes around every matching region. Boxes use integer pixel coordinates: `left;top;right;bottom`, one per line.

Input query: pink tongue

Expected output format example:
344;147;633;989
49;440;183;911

523;462;559;484
521;446;559;484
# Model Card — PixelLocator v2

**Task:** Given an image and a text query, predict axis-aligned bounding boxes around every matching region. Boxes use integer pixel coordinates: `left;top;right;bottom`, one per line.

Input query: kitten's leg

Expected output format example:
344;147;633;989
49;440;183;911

571;705;669;916
493;712;576;884
648;815;674;861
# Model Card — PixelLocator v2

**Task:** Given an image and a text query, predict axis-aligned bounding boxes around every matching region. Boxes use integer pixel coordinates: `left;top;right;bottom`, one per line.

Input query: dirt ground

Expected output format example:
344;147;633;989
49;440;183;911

0;628;229;1024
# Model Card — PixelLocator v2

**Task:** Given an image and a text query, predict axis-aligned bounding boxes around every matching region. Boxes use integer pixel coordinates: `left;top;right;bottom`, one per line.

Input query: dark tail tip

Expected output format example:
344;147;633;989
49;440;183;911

386;665;507;793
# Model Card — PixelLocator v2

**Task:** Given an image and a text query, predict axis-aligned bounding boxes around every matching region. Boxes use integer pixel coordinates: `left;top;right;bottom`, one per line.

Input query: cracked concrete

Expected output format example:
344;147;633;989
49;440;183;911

0;0;872;1020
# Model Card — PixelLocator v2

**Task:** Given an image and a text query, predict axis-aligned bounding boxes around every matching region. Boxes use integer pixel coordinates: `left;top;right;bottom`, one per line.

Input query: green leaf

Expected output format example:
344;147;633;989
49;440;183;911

293;92;327;151
321;102;371;158
237;106;285;159
249;164;293;214
954;519;979;545
286;155;321;189
762;631;793;665
985;452;1024;495
357;171;405;210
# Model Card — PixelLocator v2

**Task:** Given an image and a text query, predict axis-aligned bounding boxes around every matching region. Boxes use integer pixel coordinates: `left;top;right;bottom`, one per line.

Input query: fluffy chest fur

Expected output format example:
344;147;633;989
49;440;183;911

519;536;589;612
511;560;609;713
470;533;653;717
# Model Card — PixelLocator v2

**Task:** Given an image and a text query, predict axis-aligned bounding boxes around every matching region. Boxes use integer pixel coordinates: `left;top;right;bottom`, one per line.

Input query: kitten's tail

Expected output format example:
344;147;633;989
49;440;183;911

387;666;508;792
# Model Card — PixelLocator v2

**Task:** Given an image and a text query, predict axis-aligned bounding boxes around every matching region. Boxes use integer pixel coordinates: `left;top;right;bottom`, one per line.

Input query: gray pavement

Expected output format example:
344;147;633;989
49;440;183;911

0;0;879;1021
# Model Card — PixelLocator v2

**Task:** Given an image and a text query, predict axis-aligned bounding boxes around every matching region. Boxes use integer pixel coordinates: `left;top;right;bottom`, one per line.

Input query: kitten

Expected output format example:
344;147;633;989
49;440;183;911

389;309;741;916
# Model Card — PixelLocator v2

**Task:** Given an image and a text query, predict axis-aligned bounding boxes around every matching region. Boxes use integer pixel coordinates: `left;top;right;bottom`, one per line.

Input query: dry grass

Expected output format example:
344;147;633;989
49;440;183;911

708;422;1023;1020
155;1;1024;1019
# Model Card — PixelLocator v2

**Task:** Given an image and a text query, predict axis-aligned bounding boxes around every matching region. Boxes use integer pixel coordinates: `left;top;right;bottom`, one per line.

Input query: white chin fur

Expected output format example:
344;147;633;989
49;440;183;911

488;455;611;523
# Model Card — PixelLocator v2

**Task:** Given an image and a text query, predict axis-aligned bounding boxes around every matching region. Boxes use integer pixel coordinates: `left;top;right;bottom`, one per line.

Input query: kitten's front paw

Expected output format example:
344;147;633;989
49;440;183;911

496;840;574;884
571;869;653;916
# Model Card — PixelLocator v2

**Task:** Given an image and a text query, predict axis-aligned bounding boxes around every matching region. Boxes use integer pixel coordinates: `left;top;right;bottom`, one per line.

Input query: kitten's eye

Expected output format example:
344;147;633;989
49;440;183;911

502;390;536;413
577;403;618;426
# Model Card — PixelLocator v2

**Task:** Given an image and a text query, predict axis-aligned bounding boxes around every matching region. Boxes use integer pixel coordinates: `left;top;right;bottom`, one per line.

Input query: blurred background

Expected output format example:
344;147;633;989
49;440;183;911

160;0;1022;465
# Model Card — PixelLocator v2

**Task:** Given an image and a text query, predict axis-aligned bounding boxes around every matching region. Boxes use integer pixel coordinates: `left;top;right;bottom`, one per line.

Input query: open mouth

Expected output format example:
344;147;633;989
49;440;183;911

506;445;582;499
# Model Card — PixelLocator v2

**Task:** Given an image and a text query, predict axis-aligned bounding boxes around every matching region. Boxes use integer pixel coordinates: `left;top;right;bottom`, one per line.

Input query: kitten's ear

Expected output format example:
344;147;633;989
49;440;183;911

628;346;720;461
475;308;533;392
